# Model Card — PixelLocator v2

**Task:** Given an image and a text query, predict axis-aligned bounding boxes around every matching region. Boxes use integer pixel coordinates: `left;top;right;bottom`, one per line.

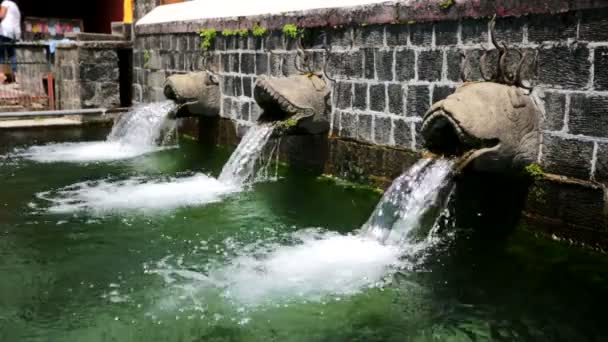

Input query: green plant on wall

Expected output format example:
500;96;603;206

199;28;217;51
222;28;249;37
525;163;547;204
439;0;455;10
252;24;268;37
282;24;302;39
143;50;151;68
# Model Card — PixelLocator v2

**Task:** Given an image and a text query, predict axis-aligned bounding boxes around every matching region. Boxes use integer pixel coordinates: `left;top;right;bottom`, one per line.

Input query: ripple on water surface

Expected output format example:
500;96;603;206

14;141;168;163
147;228;404;309
37;174;239;213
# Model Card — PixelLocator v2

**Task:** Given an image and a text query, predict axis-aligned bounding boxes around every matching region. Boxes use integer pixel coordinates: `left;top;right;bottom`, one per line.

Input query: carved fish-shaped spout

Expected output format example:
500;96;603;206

164;71;221;118
421;82;540;173
254;74;331;135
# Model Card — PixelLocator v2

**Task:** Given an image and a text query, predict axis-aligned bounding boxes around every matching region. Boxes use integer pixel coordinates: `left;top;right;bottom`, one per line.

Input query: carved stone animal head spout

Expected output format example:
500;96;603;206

164;72;220;118
254;75;331;135
421;82;540;173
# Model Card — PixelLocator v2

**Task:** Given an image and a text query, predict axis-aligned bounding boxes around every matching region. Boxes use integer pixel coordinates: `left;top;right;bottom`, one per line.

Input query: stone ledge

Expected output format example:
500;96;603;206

136;0;608;35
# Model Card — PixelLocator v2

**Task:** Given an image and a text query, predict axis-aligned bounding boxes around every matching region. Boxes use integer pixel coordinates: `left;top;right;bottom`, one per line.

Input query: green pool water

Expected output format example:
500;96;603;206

1;128;608;342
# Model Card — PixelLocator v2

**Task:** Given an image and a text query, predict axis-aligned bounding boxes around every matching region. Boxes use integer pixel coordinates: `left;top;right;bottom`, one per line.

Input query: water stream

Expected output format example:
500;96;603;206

13;101;177;163
36;124;280;213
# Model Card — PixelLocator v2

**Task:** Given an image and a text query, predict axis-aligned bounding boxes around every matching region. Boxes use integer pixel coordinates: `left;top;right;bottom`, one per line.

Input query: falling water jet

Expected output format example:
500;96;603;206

14;101;178;163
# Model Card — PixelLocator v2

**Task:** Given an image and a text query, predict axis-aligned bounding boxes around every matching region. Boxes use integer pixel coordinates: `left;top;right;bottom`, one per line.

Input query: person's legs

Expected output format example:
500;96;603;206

0;36;16;82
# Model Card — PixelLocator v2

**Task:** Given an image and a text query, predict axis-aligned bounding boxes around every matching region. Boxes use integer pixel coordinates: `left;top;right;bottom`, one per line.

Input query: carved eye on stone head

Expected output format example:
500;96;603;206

207;73;220;85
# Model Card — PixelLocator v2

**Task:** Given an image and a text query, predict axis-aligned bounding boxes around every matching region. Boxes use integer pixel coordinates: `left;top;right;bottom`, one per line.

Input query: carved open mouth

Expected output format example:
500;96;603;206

421;109;499;156
254;79;304;122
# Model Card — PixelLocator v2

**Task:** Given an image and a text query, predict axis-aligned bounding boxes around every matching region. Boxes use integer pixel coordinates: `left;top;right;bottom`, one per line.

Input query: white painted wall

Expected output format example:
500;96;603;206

136;0;391;25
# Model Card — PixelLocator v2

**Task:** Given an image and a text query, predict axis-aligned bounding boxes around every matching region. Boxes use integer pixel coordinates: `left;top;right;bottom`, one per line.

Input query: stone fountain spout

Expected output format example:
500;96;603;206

164;71;221;118
253;75;331;135
421;82;540;173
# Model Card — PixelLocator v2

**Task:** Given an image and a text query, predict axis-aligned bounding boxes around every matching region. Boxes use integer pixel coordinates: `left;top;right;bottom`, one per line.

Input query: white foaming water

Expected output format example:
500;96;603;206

148;229;402;307
218;124;276;186
16;101;176;163
147;158;456;309
362;158;455;245
37;173;237;214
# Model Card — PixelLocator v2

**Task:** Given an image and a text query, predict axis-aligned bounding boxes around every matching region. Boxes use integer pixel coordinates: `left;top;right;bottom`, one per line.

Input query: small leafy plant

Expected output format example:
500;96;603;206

525;163;545;181
199;28;217;50
439;0;455;10
282;24;302;39
222;28;249;37
252;24;268;37
143;50;151;68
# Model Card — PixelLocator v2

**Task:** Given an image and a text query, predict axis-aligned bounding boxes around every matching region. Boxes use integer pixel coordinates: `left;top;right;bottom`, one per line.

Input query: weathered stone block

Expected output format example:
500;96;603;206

334;82;352;110
595;47;608;91
579;8;608;42
374;116;392;145
328;51;363;79
281;53;298;76
418;50;442;81
234;77;243;97
432;85;455;104
354;26;384;47
410;23;433;46
241;53;255;75
80;64;119;82
541;92;566;131
538;46;591;89
434;21;458;46
230;53;240;73
526;178;607;231
395;48;415;81
596;143;608;184
222;76;235;96
340;111;358;138
494;16;524;43
406;85;430;117
237;36;248;50
222;97;232;117
221;54;230;73
358;114;373;142
327;27;353;48
363;48;375;79
528;12;578;43
242;76;253;98
369;84;386;112
353;83;367;110
393;118;412;148
446;49;462;82
239;102;250;121
256;53;269;75
542;134;594;179
386;25;409;46
461;18;488;45
265;31;284;50
270;53;283;77
376;49;394;81
569;94;608;138
388;84;404;115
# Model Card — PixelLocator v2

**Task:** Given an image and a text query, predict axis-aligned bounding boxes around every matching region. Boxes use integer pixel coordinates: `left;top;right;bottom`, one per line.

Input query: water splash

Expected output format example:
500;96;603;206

145;159;457;309
218;124;276;186
37;174;237;214
107;101;177;146
15;101;176;163
362;158;455;246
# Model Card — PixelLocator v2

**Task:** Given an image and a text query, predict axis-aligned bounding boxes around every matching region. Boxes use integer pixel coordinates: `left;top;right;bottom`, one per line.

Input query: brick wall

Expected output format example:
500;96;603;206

134;7;608;186
55;42;132;110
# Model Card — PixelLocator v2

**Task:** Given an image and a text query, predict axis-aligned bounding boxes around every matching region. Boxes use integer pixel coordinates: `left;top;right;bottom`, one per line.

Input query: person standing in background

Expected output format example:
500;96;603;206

0;0;20;82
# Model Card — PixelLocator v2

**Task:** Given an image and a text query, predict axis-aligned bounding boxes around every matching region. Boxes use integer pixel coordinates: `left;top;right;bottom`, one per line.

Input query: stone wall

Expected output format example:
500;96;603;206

55;41;133;110
133;1;608;242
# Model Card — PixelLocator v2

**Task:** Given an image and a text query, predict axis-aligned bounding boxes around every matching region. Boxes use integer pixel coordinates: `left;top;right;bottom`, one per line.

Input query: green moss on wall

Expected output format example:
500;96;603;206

199;28;217;50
